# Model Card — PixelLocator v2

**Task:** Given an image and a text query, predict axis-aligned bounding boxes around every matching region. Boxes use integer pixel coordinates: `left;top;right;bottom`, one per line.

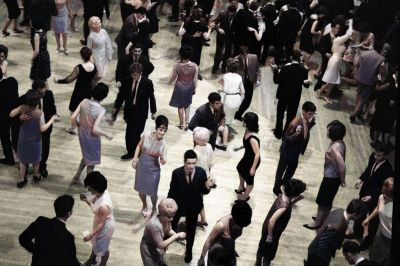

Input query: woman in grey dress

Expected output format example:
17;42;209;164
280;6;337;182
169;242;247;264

9;90;57;188
133;115;168;218
71;83;113;184
168;46;198;130
140;198;186;266
52;0;70;54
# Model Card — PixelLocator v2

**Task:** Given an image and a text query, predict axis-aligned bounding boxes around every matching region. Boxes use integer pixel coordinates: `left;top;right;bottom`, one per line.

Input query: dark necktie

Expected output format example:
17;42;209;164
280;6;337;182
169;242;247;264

132;80;138;105
244;58;248;79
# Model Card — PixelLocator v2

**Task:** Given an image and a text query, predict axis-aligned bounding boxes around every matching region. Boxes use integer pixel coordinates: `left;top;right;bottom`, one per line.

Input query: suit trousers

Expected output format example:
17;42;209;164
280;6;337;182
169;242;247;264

125;117;147;155
171;208;198;253
40;127;52;170
235;78;254;119
275;99;300;137
273;156;299;195
276;37;296;64
0;119;19;161
213;36;234;72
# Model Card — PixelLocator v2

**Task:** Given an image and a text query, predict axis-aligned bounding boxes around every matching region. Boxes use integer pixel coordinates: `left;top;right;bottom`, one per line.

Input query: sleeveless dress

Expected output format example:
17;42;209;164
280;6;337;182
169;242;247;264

91;190;115;256
134;131;167;196
69;64;97;112
256;195;291;263
169;61;198;108
17;108;42;164
236;134;260;185
208;215;243;265
51;4;68;33
78;99;105;166
222;72;244;125
87;29;113;77
30;31;51;81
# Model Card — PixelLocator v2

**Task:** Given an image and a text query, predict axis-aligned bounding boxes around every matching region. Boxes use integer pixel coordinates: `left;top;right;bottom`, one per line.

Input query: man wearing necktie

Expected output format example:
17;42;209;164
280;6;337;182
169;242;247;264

112;63;157;160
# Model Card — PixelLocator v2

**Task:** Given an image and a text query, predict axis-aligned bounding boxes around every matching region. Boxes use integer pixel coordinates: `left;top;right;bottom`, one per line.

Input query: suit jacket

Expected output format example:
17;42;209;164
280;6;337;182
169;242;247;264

114;75;157;121
359;155;394;211
235;54;260;85
0;77;19;127
167;166;210;214
19;90;57;123
273;61;308;102
115;54;154;82
19;216;80;266
277;6;302;40
215;10;236;40
232;9;258;48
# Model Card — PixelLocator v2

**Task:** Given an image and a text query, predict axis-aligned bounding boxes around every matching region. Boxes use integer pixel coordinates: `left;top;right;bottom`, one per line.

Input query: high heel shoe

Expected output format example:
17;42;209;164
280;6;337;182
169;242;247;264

2;31;10;37
234;188;245;194
33;175;42;183
17;177;27;188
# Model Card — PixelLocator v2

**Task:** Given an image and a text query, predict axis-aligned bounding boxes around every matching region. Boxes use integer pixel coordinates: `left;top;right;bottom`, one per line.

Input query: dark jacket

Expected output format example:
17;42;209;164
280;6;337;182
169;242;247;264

115;54;154;82
0;77;19;127
19;216;80;266
273;61;308;102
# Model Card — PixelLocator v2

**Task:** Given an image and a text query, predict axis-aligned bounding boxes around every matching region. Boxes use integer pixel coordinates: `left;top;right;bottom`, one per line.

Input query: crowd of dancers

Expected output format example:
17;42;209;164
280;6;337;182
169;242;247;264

0;0;398;265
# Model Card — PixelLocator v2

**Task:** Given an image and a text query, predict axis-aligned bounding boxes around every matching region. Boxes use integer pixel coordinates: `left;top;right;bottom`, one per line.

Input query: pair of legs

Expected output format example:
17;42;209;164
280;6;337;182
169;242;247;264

2;18;22;34
177;107;190;129
235;79;254;120
138;193;158;217
54;32;68;53
236;174;253;200
310;204;331;227
85;251;109;266
317;83;335;104
171;209;198;262
18;162;40;183
273;156;298;195
72;158;94;183
350;84;372;119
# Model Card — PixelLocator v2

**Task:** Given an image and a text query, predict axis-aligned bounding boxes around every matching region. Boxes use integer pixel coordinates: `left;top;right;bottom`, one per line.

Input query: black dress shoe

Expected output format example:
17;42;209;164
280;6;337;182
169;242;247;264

303;223;321;230
121;153;134;160
33;175;42;183
40;168;48;178
184;251;193;263
2;31;10;37
215;144;227;151
17;177;28;188
198;74;203;80
272;129;282;140
0;158;15;165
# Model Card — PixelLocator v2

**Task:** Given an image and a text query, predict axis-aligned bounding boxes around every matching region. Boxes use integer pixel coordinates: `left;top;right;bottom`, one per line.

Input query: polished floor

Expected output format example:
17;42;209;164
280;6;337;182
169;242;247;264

0;3;386;265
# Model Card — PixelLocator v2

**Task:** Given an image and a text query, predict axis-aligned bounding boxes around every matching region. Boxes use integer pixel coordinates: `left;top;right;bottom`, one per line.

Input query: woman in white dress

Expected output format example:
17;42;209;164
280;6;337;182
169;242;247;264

81;171;115;266
87;16;113;78
219;58;245;125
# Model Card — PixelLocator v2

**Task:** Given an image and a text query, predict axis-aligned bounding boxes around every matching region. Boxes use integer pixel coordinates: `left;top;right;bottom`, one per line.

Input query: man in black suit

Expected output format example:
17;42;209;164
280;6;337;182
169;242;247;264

272;49;310;139
112;63;157;160
115;43;154;88
19;80;57;178
167;150;215;263
211;4;237;74
19;194;81;266
0;69;19;165
232;1;259;55
342;241;371;266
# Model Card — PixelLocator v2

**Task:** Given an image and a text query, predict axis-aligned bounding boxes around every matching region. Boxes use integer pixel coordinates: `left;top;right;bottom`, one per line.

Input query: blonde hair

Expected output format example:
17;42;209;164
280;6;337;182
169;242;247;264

158;198;178;217
88;16;101;29
193;127;210;146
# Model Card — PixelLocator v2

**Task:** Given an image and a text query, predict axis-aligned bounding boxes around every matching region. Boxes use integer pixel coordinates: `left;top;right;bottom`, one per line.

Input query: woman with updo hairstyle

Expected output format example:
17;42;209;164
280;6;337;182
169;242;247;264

235;112;261;201
140;198;186;265
10;89;57;188
55;46;98;134
220;58;245;125
363;177;393;266
256;179;306;266
169;45;198;130
133;115;169;218
198;200;252;266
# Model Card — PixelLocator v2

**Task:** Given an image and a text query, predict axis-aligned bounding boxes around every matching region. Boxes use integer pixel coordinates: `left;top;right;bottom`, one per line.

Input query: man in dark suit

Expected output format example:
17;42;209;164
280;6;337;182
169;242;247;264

0;69;19;165
273;101;316;195
167;150;215;263
112;63;157;160
19;194;81;266
272;49;310;139
115;43;154;88
232;1;259;55
342;241;371;266
19;80;57;178
234;45;261;121
304;199;368;266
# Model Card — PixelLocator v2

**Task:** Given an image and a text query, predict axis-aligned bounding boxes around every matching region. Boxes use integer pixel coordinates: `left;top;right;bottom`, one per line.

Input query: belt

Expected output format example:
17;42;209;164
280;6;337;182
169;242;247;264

226;93;240;95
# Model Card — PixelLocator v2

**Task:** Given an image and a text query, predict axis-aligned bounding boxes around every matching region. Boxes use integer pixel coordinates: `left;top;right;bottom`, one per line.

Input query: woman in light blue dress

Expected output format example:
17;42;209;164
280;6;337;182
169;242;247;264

52;0;70;54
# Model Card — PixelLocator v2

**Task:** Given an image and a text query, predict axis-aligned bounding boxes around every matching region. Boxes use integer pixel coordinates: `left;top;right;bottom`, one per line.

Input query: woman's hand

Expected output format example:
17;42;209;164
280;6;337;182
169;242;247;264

105;133;113;140
249;167;256;176
362;219;369;228
83;233;93;242
361;196;371;202
132;158;138;169
176;232;186;239
247;27;256;32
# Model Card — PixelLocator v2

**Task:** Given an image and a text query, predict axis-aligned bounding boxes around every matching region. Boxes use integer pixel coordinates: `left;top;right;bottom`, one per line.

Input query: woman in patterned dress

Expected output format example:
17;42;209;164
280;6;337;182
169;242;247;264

132;115;168;217
30;26;51;82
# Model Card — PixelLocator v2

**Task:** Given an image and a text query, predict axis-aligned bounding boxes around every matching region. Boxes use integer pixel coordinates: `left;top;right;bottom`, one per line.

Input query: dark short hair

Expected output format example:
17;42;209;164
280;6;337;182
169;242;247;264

191;7;203;20
208;92;221;103
32;80;46;91
327;120;346;141
346;199;368;218
226;58;239;73
239;45;249;55
243;112;259;133
54;194;74;218
227;4;236;13
25;89;41;107
284;178;306;197
184;149;197;161
179;45;193;60
291;49;302;62
136;6;147;15
80;47;92;61
302;101;316;112
92;82;109;101
155;115;169;130
231;200;252;227
0;44;8;59
342;241;360;254
84;171;107;193
249;1;259;11
129;63;143;74
374;142;390;155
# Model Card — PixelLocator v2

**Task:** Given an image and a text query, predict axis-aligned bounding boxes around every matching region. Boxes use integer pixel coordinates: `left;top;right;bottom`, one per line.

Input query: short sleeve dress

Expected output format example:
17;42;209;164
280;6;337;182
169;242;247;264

169;61;198;108
78;99;105;166
30;31;51;81
51;4;68;33
17;108;43;164
236;134;260;186
69;64;97;112
140;215;169;265
134;131;167;196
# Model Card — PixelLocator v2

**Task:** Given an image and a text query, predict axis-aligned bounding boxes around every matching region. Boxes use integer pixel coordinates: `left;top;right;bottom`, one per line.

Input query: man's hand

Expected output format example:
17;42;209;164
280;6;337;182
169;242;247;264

20;112;32;121
355;180;363;189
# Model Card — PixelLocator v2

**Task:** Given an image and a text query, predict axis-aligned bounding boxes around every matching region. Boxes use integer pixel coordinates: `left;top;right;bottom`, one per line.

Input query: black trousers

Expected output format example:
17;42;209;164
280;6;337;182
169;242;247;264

275;37;295;64
235;78;254;119
0;120;19;161
22;0;31;23
273;156;299;195
40;128;51;170
171;208;199;253
212;35;234;72
125;117;147;155
170;0;179;19
275;99;300;137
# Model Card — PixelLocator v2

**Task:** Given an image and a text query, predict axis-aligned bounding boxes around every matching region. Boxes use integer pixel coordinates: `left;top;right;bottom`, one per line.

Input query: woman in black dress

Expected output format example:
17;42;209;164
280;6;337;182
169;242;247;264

235;112;260;201
256;179;306;266
30;26;51;82
55;47;98;134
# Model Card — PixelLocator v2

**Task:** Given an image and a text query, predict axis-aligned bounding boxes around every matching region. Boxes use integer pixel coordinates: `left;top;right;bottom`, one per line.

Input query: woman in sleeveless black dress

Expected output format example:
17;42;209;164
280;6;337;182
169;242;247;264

30;29;51;81
235;112;260;201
